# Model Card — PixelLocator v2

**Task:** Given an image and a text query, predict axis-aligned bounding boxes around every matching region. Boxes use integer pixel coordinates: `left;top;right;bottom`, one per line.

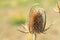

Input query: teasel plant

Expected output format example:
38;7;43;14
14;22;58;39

18;6;53;40
54;1;60;13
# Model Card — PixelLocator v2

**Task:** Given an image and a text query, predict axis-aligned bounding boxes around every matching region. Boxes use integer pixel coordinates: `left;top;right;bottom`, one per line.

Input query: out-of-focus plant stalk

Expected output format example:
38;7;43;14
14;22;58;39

26;33;36;40
33;33;36;40
57;1;60;13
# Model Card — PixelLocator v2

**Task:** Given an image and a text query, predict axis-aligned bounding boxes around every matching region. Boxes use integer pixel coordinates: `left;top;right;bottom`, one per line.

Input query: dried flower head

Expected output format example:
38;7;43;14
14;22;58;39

29;7;46;34
18;7;50;34
54;1;60;13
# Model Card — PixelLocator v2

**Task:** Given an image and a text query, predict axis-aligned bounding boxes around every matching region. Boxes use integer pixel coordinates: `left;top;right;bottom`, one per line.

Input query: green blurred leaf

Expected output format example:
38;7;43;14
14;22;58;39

8;14;26;25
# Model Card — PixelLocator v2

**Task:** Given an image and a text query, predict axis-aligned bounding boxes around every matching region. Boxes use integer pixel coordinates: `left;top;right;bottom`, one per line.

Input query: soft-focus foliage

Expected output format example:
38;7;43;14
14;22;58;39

8;13;26;25
0;0;58;8
0;0;60;40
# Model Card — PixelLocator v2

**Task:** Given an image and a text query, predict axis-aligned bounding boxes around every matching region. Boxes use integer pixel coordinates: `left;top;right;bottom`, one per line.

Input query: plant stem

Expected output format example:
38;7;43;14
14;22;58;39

33;32;36;40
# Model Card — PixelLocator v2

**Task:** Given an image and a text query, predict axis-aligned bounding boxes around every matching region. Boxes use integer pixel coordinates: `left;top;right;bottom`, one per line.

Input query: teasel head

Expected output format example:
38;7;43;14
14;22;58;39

53;1;60;13
57;1;60;13
29;7;46;34
18;6;47;34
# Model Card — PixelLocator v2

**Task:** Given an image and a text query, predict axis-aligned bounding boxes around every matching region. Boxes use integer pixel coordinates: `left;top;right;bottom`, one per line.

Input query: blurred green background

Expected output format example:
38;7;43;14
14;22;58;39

0;0;59;25
0;0;59;8
0;0;60;40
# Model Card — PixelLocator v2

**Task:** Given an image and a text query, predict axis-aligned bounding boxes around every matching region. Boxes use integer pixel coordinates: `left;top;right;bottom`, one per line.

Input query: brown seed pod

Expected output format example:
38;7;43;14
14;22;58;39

18;7;48;34
29;7;46;34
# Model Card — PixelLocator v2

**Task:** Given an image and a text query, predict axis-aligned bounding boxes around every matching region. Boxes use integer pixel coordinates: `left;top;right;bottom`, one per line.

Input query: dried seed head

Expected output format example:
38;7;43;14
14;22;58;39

57;1;60;10
29;7;46;34
54;1;60;13
57;1;60;13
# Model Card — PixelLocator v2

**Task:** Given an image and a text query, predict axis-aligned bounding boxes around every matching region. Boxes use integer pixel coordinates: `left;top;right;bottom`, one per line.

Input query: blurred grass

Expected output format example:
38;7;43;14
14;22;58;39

0;0;59;25
8;13;26;25
0;0;58;8
0;13;4;19
0;0;59;40
0;0;59;24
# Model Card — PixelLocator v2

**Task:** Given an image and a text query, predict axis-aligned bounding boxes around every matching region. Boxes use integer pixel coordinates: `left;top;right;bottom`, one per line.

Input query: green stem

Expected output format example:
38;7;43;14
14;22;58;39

33;32;36;40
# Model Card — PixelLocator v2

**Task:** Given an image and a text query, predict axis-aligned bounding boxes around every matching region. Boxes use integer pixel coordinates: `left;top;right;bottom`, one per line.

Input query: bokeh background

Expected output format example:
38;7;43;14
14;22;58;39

0;0;60;40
